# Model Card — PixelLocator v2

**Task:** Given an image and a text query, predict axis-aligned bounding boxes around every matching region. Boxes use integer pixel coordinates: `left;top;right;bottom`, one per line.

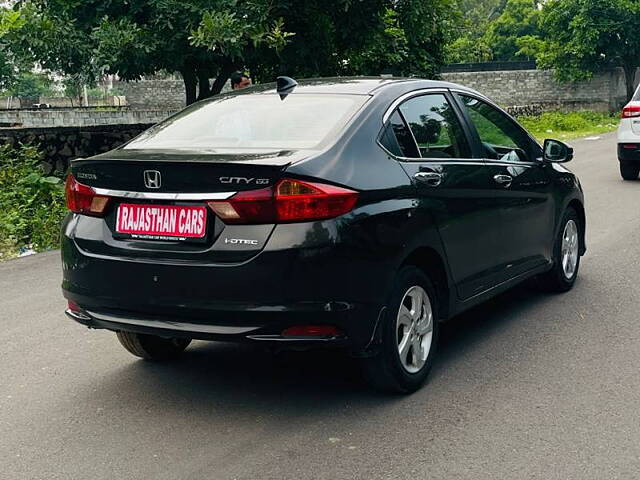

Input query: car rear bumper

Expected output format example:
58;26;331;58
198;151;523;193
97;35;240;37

618;143;640;162
61;220;391;354
63;291;382;354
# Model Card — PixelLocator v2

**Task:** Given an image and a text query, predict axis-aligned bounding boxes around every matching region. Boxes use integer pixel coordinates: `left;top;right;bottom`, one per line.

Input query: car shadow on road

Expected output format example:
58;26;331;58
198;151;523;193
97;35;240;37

435;283;559;372
91;282;567;418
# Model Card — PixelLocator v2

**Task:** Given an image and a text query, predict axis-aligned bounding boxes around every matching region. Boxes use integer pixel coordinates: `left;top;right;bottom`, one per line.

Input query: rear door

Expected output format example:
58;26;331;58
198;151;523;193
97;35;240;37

454;93;553;281
380;91;503;300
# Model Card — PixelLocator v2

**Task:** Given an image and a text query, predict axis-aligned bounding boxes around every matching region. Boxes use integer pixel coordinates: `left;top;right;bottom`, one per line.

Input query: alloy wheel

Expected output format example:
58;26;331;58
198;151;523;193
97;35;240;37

396;286;434;374
561;219;579;279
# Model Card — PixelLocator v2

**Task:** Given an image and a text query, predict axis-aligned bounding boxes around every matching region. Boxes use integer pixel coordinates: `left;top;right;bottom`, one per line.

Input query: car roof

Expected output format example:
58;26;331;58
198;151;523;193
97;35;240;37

243;76;485;98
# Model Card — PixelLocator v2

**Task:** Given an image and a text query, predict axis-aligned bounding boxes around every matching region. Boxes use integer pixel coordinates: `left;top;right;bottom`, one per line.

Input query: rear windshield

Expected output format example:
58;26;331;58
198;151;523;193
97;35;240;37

124;94;367;151
634;85;640;101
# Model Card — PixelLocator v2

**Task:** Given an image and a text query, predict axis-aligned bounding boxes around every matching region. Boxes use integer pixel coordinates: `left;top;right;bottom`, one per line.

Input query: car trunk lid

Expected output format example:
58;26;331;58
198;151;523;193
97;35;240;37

68;149;314;263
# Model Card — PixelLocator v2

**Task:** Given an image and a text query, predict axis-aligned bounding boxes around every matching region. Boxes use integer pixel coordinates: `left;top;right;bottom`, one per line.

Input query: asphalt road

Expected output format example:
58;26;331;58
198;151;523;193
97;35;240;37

2;132;640;480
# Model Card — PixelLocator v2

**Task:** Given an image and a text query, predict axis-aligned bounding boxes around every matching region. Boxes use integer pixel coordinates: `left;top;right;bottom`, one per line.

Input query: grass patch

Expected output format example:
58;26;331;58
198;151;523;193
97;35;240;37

0;144;67;261
517;111;620;142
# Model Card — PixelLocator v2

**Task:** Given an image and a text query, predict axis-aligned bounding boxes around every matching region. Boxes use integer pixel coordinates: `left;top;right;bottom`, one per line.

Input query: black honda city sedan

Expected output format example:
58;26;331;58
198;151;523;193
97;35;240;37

62;77;585;393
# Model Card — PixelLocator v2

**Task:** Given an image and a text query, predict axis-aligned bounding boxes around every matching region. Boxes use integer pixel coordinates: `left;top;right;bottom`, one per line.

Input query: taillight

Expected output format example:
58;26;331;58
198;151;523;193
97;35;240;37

65;175;110;216
208;178;358;224
622;104;640;118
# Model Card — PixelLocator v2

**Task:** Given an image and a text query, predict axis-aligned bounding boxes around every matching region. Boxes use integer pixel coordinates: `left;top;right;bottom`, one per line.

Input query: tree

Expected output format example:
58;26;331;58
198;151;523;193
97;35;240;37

8;72;54;98
11;1;458;105
62;75;90;106
445;0;541;64
485;0;541;61
0;8;25;90
444;32;493;64
13;0;294;105
539;0;640;101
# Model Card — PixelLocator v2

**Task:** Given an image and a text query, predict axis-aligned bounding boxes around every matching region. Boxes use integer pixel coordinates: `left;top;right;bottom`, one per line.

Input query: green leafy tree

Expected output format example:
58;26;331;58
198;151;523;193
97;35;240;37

390;0;461;76
458;0;505;23
485;0;541;61
446;0;541;64
0;8;25;90
245;0;390;80
343;1;459;77
444;31;493;63
13;0;294;105
8;72;54;99
12;1;457;104
61;74;93;106
539;0;640;101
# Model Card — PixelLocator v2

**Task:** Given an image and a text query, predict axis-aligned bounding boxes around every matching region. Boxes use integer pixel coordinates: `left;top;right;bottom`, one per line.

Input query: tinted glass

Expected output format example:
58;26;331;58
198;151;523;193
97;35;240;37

460;95;533;162
398;94;471;159
124;94;367;151
387;111;420;158
379;122;404;157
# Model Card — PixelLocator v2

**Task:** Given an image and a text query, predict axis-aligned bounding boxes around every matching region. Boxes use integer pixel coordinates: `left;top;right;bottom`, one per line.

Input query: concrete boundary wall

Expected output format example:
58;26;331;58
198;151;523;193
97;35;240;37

0;108;178;128
115;79;186;110
440;68;633;112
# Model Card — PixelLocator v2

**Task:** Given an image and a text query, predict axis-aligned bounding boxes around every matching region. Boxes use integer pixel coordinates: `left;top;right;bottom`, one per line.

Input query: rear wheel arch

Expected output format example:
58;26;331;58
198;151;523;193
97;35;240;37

400;247;451;321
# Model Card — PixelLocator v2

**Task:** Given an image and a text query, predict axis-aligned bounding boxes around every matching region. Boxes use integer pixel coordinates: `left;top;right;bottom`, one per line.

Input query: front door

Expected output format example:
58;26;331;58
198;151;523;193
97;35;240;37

454;93;554;281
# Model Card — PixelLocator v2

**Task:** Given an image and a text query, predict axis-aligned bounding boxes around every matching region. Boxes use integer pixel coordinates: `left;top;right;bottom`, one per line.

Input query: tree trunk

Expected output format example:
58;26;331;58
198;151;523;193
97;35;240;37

181;68;198;106
210;64;235;95
196;71;211;101
623;64;637;102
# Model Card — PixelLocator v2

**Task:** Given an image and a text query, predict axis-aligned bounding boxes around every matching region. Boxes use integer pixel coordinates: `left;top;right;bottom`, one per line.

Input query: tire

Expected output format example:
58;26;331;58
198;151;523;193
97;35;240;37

116;331;191;361
360;266;439;394
537;208;581;293
620;161;639;180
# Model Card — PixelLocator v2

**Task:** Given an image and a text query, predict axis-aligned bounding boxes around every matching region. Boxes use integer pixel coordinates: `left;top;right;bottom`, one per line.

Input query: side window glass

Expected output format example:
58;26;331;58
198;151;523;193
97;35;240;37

379;121;403;157
460;95;532;162
385;111;420;158
398;94;471;159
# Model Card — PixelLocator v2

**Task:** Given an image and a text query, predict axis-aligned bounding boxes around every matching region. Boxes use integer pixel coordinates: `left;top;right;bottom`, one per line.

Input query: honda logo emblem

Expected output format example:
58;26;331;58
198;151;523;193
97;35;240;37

143;170;161;189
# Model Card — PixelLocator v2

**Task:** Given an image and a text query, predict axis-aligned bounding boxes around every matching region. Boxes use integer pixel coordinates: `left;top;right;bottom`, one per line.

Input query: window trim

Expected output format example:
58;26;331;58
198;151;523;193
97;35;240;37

450;90;542;165
378;89;474;162
382;88;449;125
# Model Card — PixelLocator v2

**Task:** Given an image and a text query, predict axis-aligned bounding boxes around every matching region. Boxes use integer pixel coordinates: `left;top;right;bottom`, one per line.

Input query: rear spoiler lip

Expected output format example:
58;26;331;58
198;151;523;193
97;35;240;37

72;147;321;168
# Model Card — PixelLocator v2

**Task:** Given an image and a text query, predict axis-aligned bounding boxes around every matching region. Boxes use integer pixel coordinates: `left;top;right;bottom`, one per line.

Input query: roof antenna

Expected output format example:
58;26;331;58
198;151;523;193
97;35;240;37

276;76;297;100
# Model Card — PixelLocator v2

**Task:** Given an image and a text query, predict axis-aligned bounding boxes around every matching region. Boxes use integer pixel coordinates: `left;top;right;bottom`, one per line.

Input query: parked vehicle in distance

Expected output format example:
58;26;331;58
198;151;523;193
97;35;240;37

62;77;586;393
618;85;640;180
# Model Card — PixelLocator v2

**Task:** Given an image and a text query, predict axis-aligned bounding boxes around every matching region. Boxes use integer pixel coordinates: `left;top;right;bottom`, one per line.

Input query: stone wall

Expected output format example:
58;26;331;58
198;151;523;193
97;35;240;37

115;79;186;110
115;70;635;112
0;96;128;109
0;124;153;173
0;107;178;128
440;68;633;112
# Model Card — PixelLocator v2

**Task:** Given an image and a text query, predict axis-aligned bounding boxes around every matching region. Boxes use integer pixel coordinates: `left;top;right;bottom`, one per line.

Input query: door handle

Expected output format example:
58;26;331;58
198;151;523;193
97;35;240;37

493;174;513;186
414;171;443;187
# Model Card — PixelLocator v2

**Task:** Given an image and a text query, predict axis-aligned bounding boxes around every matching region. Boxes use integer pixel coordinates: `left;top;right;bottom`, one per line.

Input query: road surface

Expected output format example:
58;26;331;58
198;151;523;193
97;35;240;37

2;133;639;479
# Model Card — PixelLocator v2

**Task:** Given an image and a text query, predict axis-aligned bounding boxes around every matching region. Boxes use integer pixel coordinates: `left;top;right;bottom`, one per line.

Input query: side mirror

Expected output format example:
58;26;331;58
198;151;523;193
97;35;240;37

543;139;574;163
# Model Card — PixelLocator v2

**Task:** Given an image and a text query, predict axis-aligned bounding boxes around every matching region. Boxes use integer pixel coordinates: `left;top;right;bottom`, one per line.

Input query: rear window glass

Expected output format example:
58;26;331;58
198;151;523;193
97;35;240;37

634;85;640;101
124;94;367;151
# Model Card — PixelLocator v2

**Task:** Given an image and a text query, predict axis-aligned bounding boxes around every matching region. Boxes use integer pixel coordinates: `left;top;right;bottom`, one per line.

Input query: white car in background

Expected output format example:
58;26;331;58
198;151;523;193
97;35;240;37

618;85;640;180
